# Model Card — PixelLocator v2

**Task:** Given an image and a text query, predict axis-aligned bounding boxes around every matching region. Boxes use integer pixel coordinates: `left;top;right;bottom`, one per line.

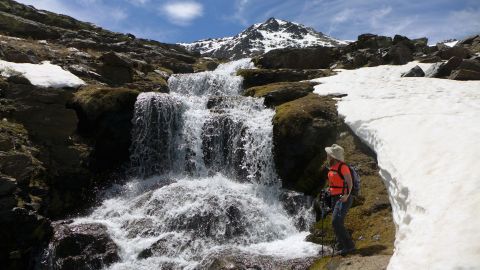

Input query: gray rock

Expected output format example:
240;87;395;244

424;62;443;78
402;65;425;77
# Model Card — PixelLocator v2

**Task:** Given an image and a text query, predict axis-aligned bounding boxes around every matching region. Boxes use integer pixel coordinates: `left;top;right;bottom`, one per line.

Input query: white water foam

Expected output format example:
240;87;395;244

73;58;319;269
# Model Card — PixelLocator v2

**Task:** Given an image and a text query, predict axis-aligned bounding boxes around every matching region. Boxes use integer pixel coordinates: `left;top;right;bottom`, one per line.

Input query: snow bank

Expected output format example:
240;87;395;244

0;60;85;88
313;63;480;269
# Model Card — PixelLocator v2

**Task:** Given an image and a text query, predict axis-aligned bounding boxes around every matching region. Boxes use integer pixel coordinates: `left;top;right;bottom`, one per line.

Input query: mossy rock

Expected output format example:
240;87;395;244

307;127;395;269
273;94;340;193
244;81;317;107
237;68;333;88
72;85;140;122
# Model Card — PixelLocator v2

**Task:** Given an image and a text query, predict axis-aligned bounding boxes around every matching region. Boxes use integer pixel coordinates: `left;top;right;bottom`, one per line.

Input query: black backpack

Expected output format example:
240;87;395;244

332;163;361;197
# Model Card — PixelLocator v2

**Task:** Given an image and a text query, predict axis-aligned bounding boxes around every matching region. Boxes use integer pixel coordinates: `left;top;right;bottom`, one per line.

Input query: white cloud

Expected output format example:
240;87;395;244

161;1;203;26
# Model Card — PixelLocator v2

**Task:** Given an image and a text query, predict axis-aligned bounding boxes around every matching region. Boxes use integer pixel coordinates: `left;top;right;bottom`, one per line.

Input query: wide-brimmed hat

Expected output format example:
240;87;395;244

325;144;345;162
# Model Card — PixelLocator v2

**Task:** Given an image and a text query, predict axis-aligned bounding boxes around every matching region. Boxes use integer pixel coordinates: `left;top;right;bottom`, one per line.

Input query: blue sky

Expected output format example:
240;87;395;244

16;0;480;44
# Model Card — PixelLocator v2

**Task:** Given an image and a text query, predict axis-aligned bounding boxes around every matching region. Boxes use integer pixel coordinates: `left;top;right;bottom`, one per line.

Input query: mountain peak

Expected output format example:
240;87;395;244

180;18;347;60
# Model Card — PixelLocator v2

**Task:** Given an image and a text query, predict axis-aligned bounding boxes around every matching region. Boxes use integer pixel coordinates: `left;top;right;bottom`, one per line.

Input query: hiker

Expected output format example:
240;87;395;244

325;143;355;256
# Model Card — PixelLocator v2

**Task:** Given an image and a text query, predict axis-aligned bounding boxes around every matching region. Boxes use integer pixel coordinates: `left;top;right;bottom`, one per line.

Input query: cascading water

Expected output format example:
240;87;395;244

73;59;321;269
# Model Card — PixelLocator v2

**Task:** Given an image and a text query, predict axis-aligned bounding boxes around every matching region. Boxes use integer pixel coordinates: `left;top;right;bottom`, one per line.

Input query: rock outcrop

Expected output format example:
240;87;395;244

254;46;337;69
273;94;341;193
237;68;333;88
243;81;317;107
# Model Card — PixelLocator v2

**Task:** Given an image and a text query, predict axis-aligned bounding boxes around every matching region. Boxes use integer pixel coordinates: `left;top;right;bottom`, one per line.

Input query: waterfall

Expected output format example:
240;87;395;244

73;58;319;269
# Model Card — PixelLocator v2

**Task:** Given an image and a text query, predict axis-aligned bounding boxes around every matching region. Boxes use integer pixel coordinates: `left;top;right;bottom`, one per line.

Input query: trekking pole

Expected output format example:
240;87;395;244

320;193;324;256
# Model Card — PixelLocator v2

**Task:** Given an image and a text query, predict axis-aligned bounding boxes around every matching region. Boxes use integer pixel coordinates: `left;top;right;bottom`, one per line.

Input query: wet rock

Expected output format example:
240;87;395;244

273;94;340;193
202;114;246;179
254;46;336;69
237;68;332;88
68;85;139;172
449;69;480;80
206;96;244;109
244;81;316;107
200;249;316;270
279;190;312;230
98;52;134;85
402;65;425;77
45;222;120;270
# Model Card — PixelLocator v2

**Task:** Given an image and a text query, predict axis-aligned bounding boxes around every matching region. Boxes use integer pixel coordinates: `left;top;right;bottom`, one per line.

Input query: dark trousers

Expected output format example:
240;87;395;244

331;195;354;250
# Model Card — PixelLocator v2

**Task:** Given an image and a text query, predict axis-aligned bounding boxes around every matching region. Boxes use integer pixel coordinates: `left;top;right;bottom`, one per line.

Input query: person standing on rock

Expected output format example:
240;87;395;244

325;144;355;256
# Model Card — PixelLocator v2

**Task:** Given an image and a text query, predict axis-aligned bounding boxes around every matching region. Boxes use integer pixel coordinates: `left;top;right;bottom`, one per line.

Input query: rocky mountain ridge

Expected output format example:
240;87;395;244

180;17;348;60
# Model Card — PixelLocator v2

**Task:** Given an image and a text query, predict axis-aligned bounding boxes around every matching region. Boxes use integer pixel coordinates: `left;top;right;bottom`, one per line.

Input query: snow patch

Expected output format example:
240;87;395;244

313;62;480;270
0;60;85;88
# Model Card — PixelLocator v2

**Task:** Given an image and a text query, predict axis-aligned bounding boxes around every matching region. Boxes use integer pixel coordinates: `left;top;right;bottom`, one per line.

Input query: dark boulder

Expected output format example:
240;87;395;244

0;175;16;197
0;208;52;269
426;56;463;78
45;222;120;270
457;59;480;73
385;44;413;65
437;46;470;60
273;94;340;193
254;46;336;69
244;81;316;107
237;68;333;88
402;65;425;77
2;47;39;63
393;34;415;50
449;69;480;80
98;52;134;85
356;33;392;49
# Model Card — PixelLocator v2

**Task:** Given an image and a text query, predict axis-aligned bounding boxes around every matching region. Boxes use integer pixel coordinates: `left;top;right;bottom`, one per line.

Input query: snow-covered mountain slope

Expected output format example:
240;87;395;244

313;63;480;270
180;17;347;60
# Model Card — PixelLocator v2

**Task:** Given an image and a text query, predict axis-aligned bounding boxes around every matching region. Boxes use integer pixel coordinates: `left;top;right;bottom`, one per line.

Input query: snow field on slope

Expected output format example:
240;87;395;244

0;60;85;88
313;62;480;270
